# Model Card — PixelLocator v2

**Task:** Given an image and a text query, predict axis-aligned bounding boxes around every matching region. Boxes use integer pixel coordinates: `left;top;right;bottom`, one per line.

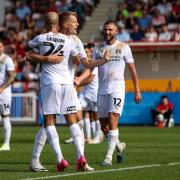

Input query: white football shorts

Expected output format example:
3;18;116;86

0;94;11;115
79;94;98;112
74;88;82;111
97;92;125;118
41;84;77;115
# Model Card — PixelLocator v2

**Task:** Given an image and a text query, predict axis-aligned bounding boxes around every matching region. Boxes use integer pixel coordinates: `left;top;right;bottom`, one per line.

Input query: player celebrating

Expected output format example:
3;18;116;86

27;11;110;172
76;20;142;165
28;12;81;172
0;41;15;151
94;20;142;165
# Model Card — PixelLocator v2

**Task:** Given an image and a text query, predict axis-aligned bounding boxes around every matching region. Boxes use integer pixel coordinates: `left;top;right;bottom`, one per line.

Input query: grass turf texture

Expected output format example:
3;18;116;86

0;126;179;180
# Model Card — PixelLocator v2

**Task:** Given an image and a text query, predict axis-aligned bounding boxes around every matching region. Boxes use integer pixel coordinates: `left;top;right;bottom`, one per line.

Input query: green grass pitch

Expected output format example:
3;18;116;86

0;126;180;180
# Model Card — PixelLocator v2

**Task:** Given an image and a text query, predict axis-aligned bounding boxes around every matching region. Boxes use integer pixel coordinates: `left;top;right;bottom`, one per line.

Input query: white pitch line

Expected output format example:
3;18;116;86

22;162;180;180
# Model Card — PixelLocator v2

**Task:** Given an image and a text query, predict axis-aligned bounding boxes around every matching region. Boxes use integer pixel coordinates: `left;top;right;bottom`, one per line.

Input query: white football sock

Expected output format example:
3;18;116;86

2;117;11;145
106;129;119;161
78;120;85;154
45;126;63;163
32;127;47;164
84;118;91;139
91;121;96;138
70;123;83;159
95;120;102;137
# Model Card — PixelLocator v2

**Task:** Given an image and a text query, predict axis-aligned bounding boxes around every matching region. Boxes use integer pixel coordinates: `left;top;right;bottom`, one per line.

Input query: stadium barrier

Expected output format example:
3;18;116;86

120;92;180;125
36;92;180;125
10;92;37;123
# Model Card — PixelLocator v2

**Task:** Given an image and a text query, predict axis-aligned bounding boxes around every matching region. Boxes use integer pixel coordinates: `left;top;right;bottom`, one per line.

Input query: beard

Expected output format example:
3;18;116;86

104;34;115;42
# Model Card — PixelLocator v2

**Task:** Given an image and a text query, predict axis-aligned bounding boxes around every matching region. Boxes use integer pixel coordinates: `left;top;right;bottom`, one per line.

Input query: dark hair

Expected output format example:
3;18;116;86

103;20;118;28
161;95;168;99
0;40;4;44
86;42;95;48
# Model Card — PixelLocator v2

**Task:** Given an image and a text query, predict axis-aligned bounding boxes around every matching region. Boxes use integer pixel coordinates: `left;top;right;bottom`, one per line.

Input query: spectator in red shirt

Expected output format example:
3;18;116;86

151;95;174;127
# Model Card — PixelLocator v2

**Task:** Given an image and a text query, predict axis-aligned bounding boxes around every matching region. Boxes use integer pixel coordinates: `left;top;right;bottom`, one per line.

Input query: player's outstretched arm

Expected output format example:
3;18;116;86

82;50;111;69
72;55;81;65
128;63;142;104
74;68;91;86
26;51;64;64
0;70;15;93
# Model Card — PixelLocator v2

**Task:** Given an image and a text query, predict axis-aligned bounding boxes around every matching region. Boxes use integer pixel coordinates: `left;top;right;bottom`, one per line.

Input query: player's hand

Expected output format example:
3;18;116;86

47;54;64;64
103;50;111;62
134;90;142;104
74;76;81;86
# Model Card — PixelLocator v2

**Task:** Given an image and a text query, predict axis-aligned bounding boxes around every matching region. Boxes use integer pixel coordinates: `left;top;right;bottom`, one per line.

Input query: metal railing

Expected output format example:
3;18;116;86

10;92;37;122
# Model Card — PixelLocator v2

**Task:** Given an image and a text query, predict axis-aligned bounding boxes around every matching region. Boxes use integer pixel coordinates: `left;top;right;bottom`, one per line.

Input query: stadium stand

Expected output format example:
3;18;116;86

0;0;99;93
0;0;179;124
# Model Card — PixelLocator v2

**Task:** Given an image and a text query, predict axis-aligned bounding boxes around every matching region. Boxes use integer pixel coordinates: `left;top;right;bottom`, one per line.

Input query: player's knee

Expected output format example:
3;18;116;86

101;127;109;135
43;115;55;127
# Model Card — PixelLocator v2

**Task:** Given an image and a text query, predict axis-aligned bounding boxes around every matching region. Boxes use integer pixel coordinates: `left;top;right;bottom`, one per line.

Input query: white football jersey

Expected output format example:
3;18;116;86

0;53;14;97
93;40;134;95
28;32;79;86
81;67;98;101
68;35;87;81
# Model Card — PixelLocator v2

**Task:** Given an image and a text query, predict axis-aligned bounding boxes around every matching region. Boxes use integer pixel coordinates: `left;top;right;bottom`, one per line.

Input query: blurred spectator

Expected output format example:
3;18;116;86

151;95;174;128
171;0;180;23
157;0;172;16
116;24;131;42
116;2;129;20
146;0;157;15
55;0;71;13
15;1;31;21
158;25;172;41
69;0;85;29
1;0;99;93
134;3;143;18
152;9;166;31
130;24;144;41
22;61;38;82
125;12;138;30
144;25;158;42
173;24;180;41
138;9;152;31
5;13;20;31
45;0;57;13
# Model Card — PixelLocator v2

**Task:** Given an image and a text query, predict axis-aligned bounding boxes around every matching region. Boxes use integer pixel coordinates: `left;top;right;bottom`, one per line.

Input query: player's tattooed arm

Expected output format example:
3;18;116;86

0;70;15;93
128;63;142;104
82;50;111;69
26;50;64;64
74;68;92;86
72;55;81;65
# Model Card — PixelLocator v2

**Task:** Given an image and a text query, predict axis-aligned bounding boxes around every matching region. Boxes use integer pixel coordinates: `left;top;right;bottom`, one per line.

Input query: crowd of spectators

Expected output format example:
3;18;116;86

114;0;180;42
0;0;98;92
0;0;179;93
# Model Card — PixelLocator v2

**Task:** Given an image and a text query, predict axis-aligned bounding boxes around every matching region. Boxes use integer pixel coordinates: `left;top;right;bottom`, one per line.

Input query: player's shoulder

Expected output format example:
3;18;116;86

116;40;128;49
70;35;83;46
70;35;81;42
2;53;13;61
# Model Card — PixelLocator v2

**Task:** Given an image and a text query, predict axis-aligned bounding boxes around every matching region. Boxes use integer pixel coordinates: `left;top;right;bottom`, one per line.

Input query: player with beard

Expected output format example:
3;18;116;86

75;20;142;166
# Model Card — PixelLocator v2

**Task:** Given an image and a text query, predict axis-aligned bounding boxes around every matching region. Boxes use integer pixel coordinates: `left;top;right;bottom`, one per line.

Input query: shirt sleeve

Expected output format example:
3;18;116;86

6;56;15;71
70;40;79;57
28;35;41;53
123;44;134;63
92;67;98;75
72;36;87;59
